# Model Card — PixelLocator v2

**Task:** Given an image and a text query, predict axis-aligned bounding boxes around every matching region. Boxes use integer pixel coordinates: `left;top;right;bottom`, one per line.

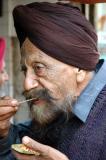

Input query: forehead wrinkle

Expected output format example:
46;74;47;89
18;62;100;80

21;42;69;70
21;45;46;67
21;38;57;66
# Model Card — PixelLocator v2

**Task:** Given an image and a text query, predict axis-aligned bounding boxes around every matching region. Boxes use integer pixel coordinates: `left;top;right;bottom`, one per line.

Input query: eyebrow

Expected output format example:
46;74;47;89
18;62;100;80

21;47;51;68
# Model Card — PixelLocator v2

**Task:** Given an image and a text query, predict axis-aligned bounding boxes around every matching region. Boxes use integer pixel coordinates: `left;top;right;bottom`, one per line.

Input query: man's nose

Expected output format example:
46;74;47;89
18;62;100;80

24;75;39;91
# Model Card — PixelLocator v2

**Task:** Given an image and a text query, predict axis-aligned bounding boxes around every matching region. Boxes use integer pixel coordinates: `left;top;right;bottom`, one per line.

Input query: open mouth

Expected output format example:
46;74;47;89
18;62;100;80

32;98;45;105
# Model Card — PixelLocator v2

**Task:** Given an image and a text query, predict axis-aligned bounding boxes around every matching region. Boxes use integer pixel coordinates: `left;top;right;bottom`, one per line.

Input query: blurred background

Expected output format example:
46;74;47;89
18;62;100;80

0;0;106;124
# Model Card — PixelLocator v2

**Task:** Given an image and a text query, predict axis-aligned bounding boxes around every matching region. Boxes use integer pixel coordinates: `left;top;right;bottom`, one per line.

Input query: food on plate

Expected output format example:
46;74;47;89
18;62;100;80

11;144;40;155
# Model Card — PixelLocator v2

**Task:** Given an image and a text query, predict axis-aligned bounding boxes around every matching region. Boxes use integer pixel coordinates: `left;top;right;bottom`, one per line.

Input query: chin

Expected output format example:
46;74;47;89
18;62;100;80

29;94;74;126
30;103;62;126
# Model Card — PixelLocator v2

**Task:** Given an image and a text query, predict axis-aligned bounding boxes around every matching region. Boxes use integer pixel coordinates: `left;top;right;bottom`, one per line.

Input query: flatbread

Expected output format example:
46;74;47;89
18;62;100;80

11;144;40;155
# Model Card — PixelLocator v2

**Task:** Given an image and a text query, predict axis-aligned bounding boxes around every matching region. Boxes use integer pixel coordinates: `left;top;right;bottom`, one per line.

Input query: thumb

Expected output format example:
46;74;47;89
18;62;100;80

22;136;69;160
22;136;49;154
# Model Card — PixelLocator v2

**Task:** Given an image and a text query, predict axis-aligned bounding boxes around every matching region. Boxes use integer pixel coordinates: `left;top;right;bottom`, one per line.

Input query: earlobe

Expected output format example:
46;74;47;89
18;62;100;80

76;69;86;83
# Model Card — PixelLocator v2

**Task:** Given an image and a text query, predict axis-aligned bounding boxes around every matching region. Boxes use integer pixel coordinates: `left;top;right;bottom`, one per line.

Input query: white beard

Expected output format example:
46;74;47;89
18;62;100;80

30;94;76;126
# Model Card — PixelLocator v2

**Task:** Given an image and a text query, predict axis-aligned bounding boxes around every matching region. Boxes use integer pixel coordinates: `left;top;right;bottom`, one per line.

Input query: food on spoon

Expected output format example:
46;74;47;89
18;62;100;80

11;144;40;155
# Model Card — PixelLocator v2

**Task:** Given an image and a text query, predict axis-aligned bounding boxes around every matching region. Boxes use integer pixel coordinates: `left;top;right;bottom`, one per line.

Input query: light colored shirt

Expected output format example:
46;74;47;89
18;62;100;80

72;59;106;122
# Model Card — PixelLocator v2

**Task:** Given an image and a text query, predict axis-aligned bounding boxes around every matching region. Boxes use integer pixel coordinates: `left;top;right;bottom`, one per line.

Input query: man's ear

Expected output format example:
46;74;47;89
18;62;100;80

76;69;86;83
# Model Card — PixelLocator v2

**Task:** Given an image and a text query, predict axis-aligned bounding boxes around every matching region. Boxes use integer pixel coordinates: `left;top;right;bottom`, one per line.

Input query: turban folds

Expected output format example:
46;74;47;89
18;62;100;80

13;2;99;70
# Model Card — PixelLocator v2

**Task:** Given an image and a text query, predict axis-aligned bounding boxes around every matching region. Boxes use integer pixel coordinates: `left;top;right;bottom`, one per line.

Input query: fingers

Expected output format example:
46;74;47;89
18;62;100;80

2;96;12;100
0;99;18;107
0;106;18;115
0;111;17;120
0;96;19;137
12;150;50;160
12;150;35;160
0;97;18;118
22;136;54;155
22;136;69;160
22;136;48;155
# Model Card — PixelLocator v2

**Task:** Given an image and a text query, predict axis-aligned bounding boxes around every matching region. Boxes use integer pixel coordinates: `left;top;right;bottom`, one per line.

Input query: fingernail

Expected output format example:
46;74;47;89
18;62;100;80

14;106;18;110
11;100;18;105
23;136;29;144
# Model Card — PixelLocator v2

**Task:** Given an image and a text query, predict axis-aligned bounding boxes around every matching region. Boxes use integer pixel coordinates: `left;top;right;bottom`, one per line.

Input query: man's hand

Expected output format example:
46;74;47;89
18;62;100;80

12;136;69;160
0;96;18;138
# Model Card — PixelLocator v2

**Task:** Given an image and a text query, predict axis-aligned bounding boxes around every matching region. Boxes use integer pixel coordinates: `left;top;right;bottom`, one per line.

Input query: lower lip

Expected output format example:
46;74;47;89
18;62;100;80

33;99;45;105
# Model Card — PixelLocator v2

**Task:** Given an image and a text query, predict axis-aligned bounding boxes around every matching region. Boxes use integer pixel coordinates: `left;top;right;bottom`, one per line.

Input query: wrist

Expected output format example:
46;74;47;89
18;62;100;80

0;130;9;139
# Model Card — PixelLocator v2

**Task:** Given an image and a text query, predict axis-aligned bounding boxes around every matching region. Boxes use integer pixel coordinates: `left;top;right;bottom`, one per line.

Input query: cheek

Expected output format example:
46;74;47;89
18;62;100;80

56;73;77;98
46;77;76;100
64;76;77;90
41;70;77;99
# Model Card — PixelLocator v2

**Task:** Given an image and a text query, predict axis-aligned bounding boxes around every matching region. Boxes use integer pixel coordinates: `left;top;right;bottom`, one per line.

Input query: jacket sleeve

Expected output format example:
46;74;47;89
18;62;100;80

0;123;24;160
0;121;31;160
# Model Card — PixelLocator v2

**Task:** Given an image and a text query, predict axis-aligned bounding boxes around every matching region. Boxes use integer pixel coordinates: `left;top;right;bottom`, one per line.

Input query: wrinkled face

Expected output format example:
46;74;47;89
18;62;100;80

21;38;78;125
0;61;9;86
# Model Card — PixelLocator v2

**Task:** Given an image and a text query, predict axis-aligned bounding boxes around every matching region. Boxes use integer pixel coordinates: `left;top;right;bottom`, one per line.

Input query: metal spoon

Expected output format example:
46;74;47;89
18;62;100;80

18;97;37;104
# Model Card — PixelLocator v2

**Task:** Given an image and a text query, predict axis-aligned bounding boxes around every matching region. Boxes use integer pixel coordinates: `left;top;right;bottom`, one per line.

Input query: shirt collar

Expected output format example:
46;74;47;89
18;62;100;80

72;59;106;123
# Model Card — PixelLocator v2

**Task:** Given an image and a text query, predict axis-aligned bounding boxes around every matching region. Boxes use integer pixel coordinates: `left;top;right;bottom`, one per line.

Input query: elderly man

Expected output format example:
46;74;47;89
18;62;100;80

0;2;106;160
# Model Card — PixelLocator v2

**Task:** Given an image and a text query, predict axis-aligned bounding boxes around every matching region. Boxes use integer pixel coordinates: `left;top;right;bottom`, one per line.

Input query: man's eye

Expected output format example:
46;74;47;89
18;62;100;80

33;63;46;76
